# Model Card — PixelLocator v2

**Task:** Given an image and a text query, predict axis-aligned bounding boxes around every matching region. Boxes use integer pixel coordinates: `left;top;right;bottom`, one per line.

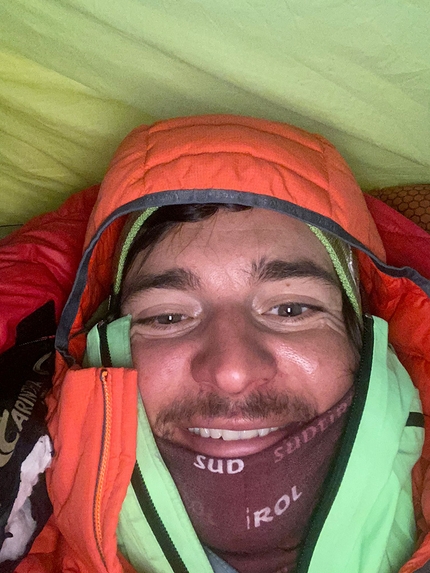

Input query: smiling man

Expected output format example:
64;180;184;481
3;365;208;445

5;115;429;573
120;207;358;450
116;205;360;572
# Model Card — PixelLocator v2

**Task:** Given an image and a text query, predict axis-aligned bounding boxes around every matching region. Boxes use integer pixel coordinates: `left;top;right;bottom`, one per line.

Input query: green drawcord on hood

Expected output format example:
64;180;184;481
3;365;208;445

113;207;158;297
309;225;361;319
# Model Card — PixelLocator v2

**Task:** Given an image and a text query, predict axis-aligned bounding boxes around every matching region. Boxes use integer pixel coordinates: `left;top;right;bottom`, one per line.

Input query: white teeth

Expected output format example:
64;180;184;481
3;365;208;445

209;429;222;438
222;430;241;441
257;428;270;437
239;429;259;439
188;427;279;440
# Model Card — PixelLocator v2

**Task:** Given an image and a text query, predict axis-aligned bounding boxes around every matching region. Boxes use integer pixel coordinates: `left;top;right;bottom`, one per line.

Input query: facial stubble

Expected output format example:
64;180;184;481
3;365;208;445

154;389;318;440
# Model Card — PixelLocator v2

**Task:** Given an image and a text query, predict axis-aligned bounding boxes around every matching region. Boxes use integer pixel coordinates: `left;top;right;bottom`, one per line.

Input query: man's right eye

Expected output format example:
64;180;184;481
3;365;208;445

139;313;187;327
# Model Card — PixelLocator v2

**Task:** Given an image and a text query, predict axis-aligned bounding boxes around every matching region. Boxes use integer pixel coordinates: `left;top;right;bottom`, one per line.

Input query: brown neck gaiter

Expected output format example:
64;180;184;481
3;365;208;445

156;388;353;573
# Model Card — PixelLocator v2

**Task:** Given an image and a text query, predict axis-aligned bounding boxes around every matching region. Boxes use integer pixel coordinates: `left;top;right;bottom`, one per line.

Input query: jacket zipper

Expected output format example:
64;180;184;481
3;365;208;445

93;368;113;569
296;315;374;573
131;462;190;573
96;318;189;573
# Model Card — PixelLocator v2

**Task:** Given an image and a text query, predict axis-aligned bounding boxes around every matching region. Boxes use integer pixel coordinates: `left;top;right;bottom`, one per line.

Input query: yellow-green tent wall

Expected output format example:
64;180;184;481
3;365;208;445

0;0;429;237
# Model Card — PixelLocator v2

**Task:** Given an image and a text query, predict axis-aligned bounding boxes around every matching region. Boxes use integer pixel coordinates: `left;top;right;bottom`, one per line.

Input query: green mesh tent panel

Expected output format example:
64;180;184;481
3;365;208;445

0;0;429;236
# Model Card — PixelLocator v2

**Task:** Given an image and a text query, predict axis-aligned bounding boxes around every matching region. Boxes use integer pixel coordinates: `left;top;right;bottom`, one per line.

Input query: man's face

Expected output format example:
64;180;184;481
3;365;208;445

121;208;356;458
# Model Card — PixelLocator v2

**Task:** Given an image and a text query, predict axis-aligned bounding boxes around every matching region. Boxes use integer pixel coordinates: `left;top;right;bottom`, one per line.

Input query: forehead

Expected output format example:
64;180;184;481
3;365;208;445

128;208;335;279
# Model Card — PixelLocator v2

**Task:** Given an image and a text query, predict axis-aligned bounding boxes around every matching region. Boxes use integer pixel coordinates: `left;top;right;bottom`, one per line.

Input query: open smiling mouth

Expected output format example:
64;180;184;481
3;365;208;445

187;427;281;440
157;391;316;454
179;423;296;457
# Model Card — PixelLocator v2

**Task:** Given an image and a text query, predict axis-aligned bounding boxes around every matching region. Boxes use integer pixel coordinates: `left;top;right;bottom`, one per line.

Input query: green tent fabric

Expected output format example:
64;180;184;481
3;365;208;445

0;0;429;238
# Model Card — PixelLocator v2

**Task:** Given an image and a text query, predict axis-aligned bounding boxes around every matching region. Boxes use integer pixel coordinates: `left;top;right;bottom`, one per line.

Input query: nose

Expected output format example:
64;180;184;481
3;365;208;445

190;310;277;396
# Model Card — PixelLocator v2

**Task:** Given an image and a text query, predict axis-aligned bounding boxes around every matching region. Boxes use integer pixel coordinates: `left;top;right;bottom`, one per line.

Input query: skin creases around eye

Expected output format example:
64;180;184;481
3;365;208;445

132;311;202;337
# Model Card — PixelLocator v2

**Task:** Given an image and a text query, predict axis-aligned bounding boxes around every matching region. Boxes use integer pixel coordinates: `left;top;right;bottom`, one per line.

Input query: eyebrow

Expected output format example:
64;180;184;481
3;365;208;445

121;268;200;304
252;258;339;289
121;258;339;306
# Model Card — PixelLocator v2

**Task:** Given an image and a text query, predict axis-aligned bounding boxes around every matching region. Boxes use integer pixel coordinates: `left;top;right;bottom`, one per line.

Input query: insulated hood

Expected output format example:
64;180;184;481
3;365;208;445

85;115;385;257
57;115;428;363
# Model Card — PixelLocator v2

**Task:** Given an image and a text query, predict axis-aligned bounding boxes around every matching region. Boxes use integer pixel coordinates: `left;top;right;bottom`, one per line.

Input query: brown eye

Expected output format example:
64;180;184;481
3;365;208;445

275;304;307;317
265;302;323;320
132;310;200;338
136;313;188;327
152;314;185;325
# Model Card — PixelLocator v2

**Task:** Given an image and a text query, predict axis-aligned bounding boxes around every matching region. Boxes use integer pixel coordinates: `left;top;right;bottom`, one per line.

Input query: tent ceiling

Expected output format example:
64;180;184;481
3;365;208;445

0;0;429;234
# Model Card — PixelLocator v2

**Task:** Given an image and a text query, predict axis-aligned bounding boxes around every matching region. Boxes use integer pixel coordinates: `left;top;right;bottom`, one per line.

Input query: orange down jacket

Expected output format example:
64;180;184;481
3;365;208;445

1;115;429;572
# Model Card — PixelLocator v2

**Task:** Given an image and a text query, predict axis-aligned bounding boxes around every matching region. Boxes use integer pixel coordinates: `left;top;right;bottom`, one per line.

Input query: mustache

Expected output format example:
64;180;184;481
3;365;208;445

155;390;317;432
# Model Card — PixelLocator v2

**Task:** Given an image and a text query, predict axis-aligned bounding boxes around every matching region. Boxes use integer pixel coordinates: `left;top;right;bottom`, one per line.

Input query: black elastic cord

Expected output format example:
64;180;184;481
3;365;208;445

406;412;425;428
131;463;190;573
97;321;112;367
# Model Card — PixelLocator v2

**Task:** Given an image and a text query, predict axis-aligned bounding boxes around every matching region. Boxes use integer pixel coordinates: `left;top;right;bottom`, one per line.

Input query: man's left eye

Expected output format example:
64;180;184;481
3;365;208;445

266;303;318;318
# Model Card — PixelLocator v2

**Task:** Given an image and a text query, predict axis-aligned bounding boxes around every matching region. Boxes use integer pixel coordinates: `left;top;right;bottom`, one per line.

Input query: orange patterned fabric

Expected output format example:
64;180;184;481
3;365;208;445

370;184;430;232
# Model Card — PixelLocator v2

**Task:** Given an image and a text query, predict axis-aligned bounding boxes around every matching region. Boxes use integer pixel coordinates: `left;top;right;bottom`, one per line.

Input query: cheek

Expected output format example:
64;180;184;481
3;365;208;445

131;337;193;422
273;330;355;413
